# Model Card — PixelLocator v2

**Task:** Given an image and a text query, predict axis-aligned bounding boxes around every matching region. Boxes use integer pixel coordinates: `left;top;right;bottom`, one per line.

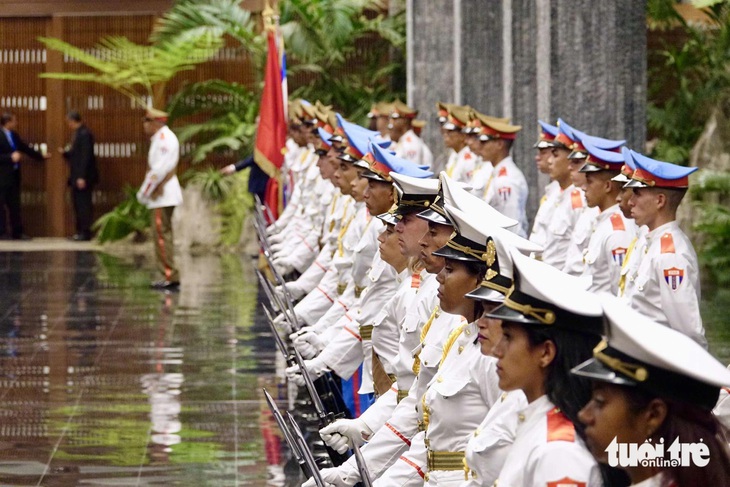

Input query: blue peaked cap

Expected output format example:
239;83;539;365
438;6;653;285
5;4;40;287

370;141;433;179
579;133;626;151
538;120;559;138
623;149;697;189
578;138;625;172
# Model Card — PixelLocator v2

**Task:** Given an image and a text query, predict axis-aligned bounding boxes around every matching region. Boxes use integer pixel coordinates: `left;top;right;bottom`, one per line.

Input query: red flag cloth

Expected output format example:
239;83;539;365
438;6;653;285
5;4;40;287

254;30;287;220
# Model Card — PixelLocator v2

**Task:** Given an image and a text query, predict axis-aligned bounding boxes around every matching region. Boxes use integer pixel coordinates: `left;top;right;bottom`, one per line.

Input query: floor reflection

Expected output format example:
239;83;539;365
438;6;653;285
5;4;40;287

0;250;281;486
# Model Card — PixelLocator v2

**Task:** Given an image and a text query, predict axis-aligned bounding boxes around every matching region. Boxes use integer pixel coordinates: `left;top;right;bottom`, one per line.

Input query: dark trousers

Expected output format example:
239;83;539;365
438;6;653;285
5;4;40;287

0;171;23;237
72;187;93;237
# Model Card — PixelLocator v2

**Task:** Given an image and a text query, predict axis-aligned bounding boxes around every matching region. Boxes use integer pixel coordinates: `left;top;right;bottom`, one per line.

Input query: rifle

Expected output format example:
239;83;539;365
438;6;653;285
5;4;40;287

353;443;373;487
287;411;326;487
263;388;314;479
263;306;295;367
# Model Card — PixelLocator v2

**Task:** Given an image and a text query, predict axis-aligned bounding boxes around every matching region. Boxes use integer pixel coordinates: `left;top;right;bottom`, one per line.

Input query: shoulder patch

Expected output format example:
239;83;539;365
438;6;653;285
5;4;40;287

411;273;421;289
610;212;626;231
663;267;684;290
660;233;675;254
571;190;583;210
498;166;508;177
547;478;586;487
546;407;575;443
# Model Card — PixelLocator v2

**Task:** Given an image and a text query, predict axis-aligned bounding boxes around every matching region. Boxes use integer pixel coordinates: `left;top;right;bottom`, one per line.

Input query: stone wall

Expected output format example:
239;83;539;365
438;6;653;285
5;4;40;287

407;0;647;223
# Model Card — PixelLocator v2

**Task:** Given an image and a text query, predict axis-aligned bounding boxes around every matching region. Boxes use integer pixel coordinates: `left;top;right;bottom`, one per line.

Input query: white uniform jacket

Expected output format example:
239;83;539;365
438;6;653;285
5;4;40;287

540;185;585;269
483;156;529;237
621;221;706;348
137;125;182;209
495;395;602;487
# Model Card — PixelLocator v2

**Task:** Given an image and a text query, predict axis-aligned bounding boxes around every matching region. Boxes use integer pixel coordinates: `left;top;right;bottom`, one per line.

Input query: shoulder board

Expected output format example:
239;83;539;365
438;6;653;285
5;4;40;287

571;189;583;210
405;135;413;142
464;152;472;160
661;233;675;254
498;166;508;177
610;213;626;231
546;407;575;442
411;273;421;289
159;131;165;140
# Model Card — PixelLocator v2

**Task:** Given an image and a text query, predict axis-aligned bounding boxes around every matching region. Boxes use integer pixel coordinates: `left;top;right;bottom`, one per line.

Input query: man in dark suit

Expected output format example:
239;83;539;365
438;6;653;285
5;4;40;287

61;111;99;241
0;111;49;240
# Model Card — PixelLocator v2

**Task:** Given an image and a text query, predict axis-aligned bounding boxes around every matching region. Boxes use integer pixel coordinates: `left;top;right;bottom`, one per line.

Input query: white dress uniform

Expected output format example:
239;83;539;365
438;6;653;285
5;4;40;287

539;184;585;269
394;129;433;169
562;205;600;276
137;125;182;209
621;221;706;348
483;156;529;237
494;395;602;487
445;146;477;184
712;378;730;431
462;391;527;487
528;180;560;249
312;252;400;384
285;193;355;299
581;204;637;294
466;157;493;199
294;202;368;326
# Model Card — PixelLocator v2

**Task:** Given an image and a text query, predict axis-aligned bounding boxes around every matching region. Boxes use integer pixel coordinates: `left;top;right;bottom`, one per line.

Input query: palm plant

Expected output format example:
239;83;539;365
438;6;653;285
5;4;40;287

39;33;224;108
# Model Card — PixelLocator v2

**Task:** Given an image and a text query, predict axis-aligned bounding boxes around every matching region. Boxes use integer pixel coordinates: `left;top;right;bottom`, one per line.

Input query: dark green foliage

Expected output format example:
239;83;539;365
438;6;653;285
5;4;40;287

690;171;730;284
92;186;151;243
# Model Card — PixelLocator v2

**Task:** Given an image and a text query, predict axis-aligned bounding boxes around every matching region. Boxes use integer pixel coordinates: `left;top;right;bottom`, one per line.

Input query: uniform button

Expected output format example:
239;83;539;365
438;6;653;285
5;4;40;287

437;376;443;383
458;346;464;354
465;329;471;336
424;360;428;366
518;413;525;423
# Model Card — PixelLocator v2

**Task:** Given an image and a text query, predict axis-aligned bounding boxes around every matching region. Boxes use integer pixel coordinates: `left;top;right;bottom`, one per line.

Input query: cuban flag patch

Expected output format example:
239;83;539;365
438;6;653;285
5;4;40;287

663;267;684;290
611;247;627;266
498;186;511;201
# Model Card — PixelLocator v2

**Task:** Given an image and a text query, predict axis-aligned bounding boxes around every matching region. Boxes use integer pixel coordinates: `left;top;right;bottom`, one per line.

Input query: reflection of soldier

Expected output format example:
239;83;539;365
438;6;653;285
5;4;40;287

68;252;101;367
141;372;184;449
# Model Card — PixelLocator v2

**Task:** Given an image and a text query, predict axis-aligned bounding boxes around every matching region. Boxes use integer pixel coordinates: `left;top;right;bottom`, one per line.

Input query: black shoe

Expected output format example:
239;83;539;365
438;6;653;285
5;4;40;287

150;280;180;290
68;234;91;241
12;234;31;241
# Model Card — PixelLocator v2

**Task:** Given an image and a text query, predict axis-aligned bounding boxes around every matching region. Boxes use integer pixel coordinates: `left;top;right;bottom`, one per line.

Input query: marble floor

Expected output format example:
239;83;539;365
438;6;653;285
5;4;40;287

0;249;287;486
1;245;729;487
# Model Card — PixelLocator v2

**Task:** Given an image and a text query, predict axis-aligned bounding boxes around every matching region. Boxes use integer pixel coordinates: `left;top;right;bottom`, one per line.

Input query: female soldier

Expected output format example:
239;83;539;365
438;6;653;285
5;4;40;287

487;249;606;486
573;296;730;487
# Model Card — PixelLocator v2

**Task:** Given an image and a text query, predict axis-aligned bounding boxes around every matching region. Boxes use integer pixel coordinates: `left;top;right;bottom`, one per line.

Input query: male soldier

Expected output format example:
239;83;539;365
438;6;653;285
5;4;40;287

137;108;182;290
439;104;475;184
577;140;636;294
529;120;560;249
464;111;529;236
388;100;433;169
620;150;706;348
562;123;625;275
538;120;586;268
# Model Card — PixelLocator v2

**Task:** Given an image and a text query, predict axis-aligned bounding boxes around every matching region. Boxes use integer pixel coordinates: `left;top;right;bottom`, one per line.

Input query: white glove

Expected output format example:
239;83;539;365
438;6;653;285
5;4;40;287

266;222;280;237
292;330;325;359
275;283;304;304
271;242;286;254
285;357;328;387
301;467;359;487
319;418;373;454
273;313;292;335
274;260;294;277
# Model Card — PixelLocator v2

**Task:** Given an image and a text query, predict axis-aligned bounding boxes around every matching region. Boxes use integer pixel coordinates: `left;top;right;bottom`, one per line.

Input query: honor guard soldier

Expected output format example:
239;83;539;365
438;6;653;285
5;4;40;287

577;139;637;294
439;104;476;184
619;150;706;348
563;126;626;276
137;107;182;290
529;120;561;249
573;295;730;486
464;111;529;236
388;100;434;169
487;251;605;487
538;119;587;268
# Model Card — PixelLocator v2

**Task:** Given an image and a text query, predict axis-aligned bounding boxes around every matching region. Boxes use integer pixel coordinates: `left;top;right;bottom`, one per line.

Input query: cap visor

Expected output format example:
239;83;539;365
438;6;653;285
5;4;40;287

465;286;505;303
431;244;482;262
533;140;553;149
377;212;400;225
361;172;390;182
623;179;648;189
567;150;588;160
578;163;604;173
487;303;546;325
611;174;630;183
570;358;637;386
416;208;451;226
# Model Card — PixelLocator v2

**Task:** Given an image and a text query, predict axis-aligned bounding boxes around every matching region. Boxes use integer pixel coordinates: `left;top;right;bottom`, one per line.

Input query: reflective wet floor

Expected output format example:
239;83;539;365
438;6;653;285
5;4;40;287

0;248;728;487
0;249;285;486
